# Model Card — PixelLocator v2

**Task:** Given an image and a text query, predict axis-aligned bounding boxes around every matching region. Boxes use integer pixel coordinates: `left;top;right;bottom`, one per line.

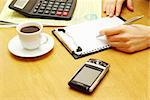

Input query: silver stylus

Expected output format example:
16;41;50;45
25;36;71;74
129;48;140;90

97;15;144;38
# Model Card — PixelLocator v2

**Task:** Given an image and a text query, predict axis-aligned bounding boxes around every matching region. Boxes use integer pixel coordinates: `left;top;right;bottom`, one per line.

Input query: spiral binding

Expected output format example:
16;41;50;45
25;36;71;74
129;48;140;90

75;45;111;56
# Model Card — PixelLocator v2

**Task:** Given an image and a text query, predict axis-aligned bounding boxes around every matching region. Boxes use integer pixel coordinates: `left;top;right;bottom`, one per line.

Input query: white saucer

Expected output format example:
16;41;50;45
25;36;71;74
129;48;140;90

8;33;54;58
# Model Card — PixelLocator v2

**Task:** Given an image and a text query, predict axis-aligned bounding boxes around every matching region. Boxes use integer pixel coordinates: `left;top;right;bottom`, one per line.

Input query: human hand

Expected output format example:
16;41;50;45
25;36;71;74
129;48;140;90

103;0;134;17
100;24;150;53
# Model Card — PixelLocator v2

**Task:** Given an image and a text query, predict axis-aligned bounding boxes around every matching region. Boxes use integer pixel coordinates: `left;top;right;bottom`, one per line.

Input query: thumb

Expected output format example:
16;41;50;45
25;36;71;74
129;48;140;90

126;0;134;11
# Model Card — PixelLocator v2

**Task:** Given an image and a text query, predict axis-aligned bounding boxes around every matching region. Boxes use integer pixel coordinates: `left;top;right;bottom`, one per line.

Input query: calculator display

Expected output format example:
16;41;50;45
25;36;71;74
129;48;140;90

73;65;103;86
14;0;29;9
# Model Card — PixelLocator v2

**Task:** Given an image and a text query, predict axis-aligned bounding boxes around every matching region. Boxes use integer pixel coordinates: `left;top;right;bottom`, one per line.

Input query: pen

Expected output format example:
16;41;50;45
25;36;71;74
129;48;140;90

123;15;144;25
64;31;82;52
97;15;144;38
57;29;82;52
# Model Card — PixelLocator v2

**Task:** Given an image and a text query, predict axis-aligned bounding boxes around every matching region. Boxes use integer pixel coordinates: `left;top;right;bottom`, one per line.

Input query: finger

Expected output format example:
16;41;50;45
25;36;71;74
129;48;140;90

131;24;150;33
128;35;149;39
126;0;134;11
106;1;111;16
131;24;146;28
114;47;134;53
108;41;130;48
115;39;149;53
127;38;149;48
109;0;117;17
107;31;149;42
103;0;107;12
115;45;146;53
131;41;149;52
100;26;125;36
106;6;110;16
115;0;125;16
107;34;129;42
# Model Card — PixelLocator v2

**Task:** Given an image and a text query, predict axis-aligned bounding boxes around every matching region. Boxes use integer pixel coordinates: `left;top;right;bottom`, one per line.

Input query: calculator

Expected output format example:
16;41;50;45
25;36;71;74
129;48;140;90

9;0;77;20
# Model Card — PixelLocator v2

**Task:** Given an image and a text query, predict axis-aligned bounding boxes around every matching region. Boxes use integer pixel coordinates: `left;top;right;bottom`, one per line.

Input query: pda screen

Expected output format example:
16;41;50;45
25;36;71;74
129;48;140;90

73;65;103;86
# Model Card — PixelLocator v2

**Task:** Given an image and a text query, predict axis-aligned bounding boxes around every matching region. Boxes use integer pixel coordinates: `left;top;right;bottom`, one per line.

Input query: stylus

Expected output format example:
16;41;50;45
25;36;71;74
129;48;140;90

96;15;144;38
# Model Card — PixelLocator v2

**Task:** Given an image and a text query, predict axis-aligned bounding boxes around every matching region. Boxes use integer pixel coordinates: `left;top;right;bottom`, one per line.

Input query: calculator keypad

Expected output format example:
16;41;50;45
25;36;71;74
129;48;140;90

32;0;76;20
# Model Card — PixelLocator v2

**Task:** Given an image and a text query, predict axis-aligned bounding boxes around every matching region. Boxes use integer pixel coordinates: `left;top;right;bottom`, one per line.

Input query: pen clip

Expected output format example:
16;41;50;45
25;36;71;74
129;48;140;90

58;29;82;52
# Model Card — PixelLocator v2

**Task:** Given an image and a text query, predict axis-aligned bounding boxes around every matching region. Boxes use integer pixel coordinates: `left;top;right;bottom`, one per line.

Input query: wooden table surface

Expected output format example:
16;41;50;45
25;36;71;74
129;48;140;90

0;0;149;100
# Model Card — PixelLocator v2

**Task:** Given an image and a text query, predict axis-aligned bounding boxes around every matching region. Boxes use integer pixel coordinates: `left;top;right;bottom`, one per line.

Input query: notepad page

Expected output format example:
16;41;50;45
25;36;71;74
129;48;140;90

59;16;125;55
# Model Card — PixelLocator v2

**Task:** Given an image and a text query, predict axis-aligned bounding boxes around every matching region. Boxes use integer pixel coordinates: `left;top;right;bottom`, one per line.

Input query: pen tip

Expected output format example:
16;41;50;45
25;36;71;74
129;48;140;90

139;15;144;18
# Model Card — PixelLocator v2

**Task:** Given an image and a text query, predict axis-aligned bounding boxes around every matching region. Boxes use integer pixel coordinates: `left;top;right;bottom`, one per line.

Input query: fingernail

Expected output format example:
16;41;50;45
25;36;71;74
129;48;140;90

130;7;134;11
115;13;119;16
100;31;105;35
106;11;109;15
109;13;113;17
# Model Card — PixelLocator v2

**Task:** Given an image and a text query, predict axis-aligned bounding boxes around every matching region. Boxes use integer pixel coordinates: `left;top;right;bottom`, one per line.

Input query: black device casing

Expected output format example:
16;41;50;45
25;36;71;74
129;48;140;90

68;59;109;94
9;0;77;20
9;0;37;16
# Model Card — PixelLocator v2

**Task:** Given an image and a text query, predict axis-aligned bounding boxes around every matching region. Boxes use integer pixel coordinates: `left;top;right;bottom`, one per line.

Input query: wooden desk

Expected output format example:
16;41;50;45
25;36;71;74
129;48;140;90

0;0;149;100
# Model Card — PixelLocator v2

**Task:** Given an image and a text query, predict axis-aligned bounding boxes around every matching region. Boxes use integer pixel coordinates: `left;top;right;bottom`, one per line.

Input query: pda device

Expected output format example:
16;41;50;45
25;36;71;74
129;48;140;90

9;0;77;20
68;59;109;94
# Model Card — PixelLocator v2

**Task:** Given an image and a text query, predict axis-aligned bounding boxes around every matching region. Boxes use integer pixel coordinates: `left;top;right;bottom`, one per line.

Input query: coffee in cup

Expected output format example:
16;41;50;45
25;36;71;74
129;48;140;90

16;22;47;50
20;26;40;33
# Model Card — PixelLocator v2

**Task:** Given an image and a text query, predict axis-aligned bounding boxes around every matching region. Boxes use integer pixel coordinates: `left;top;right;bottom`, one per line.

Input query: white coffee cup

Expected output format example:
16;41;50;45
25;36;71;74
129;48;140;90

16;22;47;50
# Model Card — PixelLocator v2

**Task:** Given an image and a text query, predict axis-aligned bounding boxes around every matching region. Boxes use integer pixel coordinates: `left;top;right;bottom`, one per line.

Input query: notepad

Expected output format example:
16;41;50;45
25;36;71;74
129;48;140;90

52;16;125;59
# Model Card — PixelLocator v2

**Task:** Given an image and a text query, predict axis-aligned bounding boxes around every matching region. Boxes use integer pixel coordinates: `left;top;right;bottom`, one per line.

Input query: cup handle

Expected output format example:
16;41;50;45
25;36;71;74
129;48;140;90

40;34;48;45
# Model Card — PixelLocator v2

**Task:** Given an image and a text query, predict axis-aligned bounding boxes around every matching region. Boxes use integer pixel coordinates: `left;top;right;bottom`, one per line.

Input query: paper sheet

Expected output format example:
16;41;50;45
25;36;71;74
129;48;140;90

0;0;101;26
55;16;125;55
